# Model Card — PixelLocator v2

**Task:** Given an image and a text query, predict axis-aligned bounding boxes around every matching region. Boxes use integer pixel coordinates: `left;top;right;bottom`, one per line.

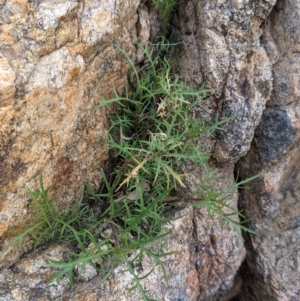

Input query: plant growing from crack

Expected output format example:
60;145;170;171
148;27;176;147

151;0;179;33
1;3;259;300
3;39;257;301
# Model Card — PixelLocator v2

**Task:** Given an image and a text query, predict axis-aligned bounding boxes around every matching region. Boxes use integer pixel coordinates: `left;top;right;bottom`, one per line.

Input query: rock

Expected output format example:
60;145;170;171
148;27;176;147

174;0;275;298
1;0;299;300
0;198;244;301
0;0;140;266
236;0;300;300
136;6;150;62
0;245;70;301
0;54;16;106
176;0;275;163
75;262;98;282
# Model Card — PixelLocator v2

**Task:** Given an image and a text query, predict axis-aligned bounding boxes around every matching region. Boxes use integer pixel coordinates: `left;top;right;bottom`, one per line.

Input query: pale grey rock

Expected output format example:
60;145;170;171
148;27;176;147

0;54;16;106
0;245;70;301
137;7;150;44
75;262;98;282
197;28;230;96
136;7;150;62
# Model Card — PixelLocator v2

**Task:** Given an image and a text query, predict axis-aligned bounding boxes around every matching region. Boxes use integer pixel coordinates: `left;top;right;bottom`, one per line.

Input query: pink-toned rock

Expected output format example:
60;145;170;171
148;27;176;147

236;1;300;300
2;0;299;300
0;0;139;266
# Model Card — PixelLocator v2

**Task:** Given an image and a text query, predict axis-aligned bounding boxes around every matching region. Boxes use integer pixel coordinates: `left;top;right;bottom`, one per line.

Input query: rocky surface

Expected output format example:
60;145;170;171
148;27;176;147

1;0;299;300
0;0;139;265
175;0;275;164
0;184;244;301
174;0;275;297
236;0;300;300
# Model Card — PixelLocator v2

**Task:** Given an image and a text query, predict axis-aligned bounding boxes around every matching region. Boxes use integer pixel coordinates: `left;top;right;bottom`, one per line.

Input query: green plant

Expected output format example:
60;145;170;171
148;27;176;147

4;172;174;293
99;45;212;191
2;40;258;301
96;40;257;235
151;0;179;33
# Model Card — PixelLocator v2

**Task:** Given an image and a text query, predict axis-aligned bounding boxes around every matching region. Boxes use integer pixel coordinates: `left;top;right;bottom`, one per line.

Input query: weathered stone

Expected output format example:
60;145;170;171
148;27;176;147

136;6;151;62
171;2;279;296
1;0;300;300
176;0;275;163
0;0;140;267
0;245;70;301
0;54;16;106
0;186;244;301
237;149;300;301
236;0;300;300
255;108;296;162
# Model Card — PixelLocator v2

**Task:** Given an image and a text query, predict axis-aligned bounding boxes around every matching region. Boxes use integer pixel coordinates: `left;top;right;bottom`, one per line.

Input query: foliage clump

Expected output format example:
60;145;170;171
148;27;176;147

2;2;258;299
151;0;179;33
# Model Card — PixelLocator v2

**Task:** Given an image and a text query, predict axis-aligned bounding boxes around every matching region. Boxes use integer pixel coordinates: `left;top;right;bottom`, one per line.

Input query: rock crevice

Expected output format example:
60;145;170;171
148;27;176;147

1;0;299;300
